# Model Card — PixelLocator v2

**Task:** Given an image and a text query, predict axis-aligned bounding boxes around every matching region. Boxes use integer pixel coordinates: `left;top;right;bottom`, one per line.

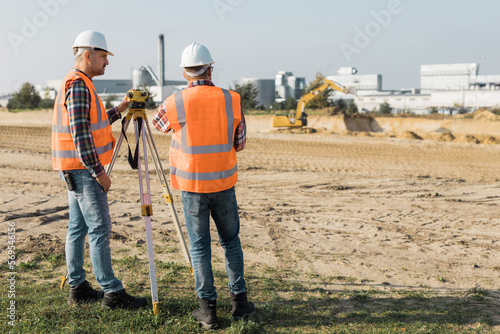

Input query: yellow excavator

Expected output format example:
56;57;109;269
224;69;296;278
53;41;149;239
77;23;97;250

271;78;356;127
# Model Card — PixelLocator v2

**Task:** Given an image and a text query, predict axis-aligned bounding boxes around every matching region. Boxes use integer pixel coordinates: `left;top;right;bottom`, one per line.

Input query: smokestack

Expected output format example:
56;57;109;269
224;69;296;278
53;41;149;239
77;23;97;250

158;34;165;87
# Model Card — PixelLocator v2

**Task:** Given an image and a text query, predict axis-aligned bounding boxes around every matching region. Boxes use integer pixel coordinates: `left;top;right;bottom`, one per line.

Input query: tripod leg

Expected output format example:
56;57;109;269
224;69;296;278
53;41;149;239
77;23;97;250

144;120;193;274
144;215;159;314
135;117;159;315
60;272;68;290
144;120;168;188
106;112;133;177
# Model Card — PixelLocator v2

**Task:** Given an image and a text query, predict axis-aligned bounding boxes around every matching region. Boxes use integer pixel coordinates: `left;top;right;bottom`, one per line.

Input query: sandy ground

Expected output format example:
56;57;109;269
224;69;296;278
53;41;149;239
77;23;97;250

1;109;499;298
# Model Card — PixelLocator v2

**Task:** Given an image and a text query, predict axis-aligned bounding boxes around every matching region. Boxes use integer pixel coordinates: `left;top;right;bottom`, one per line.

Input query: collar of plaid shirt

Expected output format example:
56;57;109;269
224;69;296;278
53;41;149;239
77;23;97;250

71;68;94;81
188;80;214;88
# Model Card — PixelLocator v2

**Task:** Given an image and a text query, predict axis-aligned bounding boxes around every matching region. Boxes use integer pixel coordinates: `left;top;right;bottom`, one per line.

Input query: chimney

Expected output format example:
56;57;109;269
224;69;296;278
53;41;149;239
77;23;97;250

158;34;165;87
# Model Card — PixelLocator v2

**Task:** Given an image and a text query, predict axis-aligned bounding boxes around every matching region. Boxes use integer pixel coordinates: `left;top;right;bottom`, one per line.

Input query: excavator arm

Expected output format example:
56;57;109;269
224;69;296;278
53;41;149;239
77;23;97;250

272;78;355;128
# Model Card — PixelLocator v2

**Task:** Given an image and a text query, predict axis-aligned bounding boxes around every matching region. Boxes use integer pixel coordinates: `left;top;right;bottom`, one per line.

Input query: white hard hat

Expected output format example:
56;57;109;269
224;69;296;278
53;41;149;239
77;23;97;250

180;42;214;68
73;30;114;56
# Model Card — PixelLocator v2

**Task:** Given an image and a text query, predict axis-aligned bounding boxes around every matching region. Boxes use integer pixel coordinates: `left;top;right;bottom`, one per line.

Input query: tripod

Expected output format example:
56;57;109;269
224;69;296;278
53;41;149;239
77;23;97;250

106;91;192;315
59;90;192;314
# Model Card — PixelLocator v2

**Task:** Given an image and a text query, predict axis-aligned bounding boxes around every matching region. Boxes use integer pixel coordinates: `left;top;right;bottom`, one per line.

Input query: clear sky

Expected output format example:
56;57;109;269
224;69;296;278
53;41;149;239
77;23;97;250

1;0;499;96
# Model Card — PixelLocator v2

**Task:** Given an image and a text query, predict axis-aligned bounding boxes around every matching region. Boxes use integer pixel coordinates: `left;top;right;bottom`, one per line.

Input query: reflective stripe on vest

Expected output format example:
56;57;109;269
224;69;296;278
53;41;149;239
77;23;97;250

52;142;114;159
170;165;238;181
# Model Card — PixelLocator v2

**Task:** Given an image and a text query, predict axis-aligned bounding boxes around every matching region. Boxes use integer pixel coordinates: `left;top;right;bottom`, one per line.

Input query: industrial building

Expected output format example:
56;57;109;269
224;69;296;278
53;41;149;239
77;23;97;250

328;67;382;94
241;71;305;109
274;71;306;102
241;78;275;109
329;64;500;114
420;63;479;92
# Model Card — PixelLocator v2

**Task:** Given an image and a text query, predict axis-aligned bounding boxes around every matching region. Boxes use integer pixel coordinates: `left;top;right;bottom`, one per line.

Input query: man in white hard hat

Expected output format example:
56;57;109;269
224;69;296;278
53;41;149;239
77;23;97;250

153;42;255;329
52;30;147;309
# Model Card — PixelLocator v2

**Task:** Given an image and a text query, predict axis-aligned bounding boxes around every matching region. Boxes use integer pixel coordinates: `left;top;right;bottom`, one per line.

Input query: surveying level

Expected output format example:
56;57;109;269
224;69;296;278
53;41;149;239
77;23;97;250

59;89;193;316
127;89;148;104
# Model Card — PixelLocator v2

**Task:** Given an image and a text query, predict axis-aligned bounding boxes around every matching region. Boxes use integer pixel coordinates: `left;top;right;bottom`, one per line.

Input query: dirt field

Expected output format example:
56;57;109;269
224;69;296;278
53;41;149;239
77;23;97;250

1;110;499;304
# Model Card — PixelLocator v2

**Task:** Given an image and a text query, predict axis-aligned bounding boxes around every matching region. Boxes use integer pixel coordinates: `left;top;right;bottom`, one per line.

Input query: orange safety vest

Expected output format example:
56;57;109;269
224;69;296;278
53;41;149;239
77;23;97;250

52;70;115;171
165;86;241;193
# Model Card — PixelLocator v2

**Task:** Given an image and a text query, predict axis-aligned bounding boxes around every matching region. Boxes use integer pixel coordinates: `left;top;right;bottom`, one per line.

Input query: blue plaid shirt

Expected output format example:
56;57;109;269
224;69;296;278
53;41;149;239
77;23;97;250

152;80;246;152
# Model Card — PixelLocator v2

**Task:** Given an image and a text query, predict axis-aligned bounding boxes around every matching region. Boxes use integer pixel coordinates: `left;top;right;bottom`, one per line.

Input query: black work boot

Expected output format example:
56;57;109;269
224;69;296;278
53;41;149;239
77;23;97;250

102;289;147;309
67;280;104;305
230;291;256;320
192;298;218;330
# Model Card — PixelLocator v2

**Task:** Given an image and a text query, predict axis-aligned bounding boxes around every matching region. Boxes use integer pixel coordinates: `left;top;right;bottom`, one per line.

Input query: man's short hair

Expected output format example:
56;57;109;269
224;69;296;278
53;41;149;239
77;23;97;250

73;47;96;62
184;65;211;79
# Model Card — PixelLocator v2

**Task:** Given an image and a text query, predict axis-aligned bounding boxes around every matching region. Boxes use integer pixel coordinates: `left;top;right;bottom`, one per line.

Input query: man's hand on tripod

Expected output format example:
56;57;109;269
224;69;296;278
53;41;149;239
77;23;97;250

116;96;131;113
96;172;112;193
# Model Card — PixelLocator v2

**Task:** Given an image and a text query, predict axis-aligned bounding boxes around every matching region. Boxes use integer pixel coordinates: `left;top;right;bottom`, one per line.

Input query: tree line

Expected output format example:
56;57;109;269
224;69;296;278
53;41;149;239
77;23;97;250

6;82;54;110
5;82;150;111
7;79;395;115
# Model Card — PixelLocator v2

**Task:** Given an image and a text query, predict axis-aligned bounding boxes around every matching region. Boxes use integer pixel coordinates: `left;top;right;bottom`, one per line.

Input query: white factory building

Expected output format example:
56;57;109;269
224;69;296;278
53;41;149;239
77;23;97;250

329;64;500;114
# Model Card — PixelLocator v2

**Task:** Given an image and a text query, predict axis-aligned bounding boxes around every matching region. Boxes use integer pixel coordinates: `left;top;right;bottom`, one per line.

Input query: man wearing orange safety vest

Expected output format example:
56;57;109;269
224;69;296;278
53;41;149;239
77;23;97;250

153;43;255;329
52;30;147;309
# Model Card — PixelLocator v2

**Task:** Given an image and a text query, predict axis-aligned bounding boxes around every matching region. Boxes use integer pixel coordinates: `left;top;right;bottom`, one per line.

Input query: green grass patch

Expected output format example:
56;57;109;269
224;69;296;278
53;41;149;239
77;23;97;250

114;255;142;269
1;255;497;333
116;248;131;254
38;252;65;268
154;245;179;254
18;260;38;271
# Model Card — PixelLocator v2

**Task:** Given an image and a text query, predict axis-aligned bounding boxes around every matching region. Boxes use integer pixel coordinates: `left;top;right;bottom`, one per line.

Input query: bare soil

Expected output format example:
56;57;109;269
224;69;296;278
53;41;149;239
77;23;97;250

1;110;499;298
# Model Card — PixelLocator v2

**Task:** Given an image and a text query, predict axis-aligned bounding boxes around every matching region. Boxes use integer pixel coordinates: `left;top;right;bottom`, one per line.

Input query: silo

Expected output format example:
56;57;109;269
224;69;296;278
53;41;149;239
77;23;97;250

132;66;154;89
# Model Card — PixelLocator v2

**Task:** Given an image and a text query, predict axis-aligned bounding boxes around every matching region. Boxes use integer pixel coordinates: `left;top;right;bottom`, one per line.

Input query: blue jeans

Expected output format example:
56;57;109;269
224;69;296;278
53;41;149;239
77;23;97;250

182;187;246;301
62;169;123;293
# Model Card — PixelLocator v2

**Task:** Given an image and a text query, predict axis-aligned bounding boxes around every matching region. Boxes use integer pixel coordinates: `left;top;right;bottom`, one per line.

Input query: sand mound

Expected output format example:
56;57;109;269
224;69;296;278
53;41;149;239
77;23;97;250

455;134;480;144
471;109;500;121
435;132;455;142
17;233;65;255
400;131;423;140
429;131;499;145
483;136;499;145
